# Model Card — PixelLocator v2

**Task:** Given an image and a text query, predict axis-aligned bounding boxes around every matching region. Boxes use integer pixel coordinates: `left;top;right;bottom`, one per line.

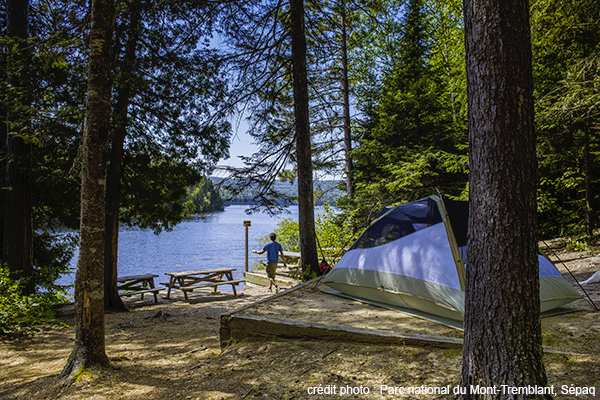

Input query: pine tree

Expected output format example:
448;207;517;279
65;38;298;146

2;0;34;295
351;0;467;220
460;0;549;397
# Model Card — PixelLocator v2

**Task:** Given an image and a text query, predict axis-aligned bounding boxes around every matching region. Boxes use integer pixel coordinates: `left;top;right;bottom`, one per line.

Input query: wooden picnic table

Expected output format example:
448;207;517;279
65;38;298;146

117;274;161;303
162;268;244;302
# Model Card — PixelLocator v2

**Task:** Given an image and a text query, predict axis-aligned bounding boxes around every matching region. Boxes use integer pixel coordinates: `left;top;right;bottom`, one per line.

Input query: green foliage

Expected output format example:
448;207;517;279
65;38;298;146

314;203;365;264
349;0;468;225
120;154;202;234
184;176;225;214
109;0;232;231
33;230;78;294
0;266;67;337
532;0;600;237
565;238;589;252
0;230;75;336
256;217;301;257
3;0;232;237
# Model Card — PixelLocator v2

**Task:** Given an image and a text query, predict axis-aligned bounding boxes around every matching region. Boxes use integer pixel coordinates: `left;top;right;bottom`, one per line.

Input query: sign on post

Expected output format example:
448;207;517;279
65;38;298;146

244;221;251;272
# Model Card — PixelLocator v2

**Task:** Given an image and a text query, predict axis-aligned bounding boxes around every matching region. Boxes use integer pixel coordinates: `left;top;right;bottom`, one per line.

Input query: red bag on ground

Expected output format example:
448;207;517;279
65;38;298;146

319;259;332;275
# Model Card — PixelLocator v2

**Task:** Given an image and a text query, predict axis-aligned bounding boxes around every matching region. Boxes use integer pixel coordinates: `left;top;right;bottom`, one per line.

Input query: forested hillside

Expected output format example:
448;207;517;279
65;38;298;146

184;177;225;213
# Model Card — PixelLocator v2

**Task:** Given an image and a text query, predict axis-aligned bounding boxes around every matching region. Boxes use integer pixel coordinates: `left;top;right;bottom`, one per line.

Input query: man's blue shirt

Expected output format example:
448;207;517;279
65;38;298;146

263;241;283;264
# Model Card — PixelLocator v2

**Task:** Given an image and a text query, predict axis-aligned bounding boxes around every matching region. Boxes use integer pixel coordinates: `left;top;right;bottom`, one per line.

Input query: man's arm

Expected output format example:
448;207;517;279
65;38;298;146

252;249;265;255
279;250;287;267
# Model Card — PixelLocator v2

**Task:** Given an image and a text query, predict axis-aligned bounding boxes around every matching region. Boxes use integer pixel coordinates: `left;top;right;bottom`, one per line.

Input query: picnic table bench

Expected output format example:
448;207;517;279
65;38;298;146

117;274;161;303
162;268;244;302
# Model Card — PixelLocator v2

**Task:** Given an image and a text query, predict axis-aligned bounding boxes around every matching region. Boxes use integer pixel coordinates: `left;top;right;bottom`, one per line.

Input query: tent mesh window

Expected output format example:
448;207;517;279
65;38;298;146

352;198;443;249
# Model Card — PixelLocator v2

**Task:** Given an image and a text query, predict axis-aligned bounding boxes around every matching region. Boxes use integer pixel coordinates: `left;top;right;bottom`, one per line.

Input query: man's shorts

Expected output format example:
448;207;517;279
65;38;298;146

266;262;277;279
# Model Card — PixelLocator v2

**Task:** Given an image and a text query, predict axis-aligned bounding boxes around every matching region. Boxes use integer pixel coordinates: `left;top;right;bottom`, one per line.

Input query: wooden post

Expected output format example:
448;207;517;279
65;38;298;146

244;221;251;272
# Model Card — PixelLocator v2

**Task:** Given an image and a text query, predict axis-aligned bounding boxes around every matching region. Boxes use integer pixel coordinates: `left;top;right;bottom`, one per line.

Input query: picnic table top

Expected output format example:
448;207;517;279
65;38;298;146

165;268;236;277
282;251;302;258
117;274;159;282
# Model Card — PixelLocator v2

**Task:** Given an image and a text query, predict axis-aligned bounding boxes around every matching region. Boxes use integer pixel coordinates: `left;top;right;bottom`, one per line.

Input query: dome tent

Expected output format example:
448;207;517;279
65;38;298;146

323;195;581;324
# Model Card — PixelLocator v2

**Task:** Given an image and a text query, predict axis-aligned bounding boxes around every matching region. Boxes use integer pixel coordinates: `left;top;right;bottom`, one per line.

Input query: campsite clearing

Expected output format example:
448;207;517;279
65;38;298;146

0;242;599;400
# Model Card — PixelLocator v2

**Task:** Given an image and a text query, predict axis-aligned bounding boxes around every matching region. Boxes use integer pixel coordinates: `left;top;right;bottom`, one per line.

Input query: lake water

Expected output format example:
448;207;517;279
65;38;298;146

57;205;304;293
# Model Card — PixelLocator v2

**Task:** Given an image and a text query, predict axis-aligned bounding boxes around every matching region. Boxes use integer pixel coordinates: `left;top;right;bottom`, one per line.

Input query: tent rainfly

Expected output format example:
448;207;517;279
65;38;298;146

323;195;581;322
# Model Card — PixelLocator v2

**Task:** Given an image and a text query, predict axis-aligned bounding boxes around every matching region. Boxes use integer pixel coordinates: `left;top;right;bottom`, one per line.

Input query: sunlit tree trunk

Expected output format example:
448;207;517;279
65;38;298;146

583;125;593;237
340;0;354;199
62;0;115;381
290;0;319;277
460;0;549;398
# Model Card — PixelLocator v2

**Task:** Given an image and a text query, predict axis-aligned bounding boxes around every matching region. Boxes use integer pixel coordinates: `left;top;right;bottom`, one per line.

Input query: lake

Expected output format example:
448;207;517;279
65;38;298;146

57;205;305;293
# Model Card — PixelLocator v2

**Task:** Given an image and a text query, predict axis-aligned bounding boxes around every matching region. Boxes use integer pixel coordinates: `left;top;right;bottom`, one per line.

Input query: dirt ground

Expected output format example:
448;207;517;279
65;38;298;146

1;241;599;400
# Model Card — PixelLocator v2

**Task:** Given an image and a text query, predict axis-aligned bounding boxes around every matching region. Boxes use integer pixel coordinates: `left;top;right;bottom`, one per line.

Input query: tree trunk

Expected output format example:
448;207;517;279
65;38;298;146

62;0;115;380
460;0;549;399
583;125;593;237
104;1;140;311
0;119;4;260
290;0;319;278
340;0;354;199
3;0;34;296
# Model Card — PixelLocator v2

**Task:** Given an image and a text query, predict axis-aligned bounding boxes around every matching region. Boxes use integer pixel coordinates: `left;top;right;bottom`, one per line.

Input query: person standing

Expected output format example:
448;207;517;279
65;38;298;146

252;233;287;293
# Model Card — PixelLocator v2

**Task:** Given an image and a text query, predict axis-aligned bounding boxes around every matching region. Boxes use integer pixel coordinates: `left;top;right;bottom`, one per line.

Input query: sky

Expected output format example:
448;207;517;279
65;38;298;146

213;117;256;176
214;124;344;182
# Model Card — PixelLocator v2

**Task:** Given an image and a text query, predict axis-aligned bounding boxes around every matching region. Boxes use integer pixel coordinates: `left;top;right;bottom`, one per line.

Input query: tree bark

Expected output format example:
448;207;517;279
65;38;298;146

62;0;115;380
290;0;319;278
104;1;141;311
460;0;549;399
3;0;34;296
340;0;354;199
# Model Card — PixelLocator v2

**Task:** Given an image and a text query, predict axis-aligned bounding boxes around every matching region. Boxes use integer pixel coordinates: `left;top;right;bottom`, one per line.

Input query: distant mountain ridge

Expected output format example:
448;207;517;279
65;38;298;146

209;177;343;205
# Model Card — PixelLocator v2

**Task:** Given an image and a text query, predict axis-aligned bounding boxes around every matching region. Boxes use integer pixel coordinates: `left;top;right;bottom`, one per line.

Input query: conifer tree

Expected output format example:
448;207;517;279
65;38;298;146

102;0;231;308
533;0;600;238
2;0;34;295
351;0;467;220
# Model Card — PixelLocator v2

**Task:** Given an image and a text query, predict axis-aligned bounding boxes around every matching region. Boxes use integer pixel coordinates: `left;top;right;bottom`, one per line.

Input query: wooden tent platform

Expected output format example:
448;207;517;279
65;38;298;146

221;279;465;350
221;278;595;356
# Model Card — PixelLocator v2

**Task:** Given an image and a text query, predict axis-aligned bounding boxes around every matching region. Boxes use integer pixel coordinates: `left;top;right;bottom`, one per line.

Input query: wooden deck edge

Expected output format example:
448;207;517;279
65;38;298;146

220;312;464;350
244;270;298;287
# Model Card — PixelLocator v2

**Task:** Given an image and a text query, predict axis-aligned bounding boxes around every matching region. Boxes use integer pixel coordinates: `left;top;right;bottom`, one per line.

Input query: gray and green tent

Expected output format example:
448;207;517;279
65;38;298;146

323;195;580;322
